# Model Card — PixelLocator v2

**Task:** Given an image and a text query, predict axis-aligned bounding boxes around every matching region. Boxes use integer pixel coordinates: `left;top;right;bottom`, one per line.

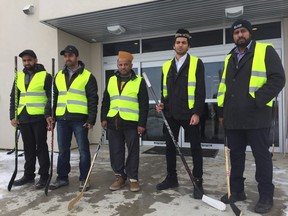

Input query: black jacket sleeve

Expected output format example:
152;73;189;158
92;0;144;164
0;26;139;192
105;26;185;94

255;46;286;108
44;73;52;117
137;79;149;128
100;86;110;122
52;72;59;118
86;74;99;125
193;59;206;116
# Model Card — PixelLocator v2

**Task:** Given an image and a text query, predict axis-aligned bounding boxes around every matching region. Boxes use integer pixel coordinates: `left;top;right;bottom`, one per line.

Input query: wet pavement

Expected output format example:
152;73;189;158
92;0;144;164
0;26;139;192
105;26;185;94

0;144;287;216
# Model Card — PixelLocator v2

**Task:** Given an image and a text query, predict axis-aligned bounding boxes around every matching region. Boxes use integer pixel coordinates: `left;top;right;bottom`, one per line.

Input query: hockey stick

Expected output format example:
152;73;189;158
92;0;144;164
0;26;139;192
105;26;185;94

224;136;243;216
8;56;19;191
142;72;226;211
68;129;105;210
45;58;56;195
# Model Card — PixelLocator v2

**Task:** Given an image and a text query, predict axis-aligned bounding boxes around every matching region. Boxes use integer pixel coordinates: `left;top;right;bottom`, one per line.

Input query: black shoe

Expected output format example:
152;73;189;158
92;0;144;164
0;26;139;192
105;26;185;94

193;178;204;199
35;178;48;189
220;191;247;204
254;197;273;214
13;176;34;186
49;179;69;190
156;175;179;190
79;180;90;192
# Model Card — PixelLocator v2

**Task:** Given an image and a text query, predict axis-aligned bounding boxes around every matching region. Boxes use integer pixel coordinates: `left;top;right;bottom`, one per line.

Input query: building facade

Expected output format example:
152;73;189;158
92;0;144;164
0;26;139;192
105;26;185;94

1;0;287;152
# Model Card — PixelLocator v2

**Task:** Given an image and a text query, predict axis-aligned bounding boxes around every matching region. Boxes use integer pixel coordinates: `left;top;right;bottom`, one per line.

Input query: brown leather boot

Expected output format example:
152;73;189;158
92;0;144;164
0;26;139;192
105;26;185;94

109;175;125;191
129;180;140;192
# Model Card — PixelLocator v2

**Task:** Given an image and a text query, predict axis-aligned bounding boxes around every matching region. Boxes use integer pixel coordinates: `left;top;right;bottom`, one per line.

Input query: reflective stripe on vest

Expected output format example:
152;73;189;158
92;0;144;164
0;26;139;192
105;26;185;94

217;42;273;107
17;71;48;115
162;55;198;109
107;75;141;122
55;69;90;116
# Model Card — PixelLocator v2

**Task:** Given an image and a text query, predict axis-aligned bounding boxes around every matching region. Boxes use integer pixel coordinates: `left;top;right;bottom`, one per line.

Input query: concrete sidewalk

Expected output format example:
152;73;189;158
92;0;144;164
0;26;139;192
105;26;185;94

0;145;287;216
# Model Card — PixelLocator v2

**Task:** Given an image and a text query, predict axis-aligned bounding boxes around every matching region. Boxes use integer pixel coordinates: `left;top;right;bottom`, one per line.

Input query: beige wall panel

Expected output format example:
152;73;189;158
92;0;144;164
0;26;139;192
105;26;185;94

0;0;57;149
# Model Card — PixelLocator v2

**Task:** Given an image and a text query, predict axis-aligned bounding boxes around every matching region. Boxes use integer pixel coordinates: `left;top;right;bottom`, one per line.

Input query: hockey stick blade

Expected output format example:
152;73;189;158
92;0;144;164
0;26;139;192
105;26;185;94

229;198;243;216
8;130;19;191
7;172;17;191
202;195;226;211
7;149;15;155
224;142;243;215
68;132;103;211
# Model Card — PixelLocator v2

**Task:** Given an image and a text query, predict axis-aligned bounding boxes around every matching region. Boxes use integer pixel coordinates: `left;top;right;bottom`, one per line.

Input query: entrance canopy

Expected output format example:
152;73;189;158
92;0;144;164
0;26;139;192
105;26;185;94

42;0;288;43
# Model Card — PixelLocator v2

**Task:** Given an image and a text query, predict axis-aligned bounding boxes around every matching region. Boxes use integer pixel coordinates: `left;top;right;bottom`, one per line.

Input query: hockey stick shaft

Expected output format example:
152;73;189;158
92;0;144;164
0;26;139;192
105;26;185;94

45;58;55;195
142;72;226;211
224;136;243;216
8;56;19;191
68;129;105;210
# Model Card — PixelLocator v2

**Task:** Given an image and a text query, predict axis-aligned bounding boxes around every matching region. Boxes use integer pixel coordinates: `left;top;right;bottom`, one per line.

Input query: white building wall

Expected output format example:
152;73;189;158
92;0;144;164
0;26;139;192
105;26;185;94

0;0;57;149
0;0;104;150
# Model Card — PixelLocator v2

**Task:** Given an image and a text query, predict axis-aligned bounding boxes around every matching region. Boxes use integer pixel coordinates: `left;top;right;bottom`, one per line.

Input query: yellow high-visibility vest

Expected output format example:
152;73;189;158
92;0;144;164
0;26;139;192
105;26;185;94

17;71;47;115
217;42;273;107
55;69;91;116
162;55;198;109
107;75;141;122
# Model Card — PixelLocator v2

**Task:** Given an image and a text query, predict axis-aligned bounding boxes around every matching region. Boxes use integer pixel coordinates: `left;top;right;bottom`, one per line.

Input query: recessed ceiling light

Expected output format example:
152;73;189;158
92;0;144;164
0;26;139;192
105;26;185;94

107;25;126;35
225;6;244;18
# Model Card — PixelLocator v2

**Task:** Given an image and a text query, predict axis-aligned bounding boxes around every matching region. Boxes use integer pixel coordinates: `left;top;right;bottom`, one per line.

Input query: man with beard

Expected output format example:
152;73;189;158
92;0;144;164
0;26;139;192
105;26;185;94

217;20;285;214
101;51;148;192
156;29;206;200
48;45;98;192
10;49;51;189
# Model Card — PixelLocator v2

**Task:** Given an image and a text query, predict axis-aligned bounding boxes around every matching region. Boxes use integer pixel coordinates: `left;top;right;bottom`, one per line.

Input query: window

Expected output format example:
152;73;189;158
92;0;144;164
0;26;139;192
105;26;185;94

142;36;174;53
103;40;140;56
191;29;223;47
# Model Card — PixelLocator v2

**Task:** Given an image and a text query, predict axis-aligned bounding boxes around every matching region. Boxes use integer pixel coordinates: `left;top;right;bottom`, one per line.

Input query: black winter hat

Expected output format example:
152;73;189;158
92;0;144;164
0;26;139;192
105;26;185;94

231;19;253;36
19;49;37;58
60;45;79;57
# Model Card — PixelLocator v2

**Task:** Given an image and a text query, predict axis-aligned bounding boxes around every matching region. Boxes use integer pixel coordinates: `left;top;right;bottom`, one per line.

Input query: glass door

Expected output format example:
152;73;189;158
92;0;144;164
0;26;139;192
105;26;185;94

182;58;224;148
141;61;184;146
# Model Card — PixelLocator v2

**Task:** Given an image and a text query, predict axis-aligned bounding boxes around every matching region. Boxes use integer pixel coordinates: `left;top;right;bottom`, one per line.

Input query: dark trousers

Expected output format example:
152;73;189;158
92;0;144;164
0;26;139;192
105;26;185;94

19;121;50;180
165;117;203;178
108;128;140;180
226;128;274;199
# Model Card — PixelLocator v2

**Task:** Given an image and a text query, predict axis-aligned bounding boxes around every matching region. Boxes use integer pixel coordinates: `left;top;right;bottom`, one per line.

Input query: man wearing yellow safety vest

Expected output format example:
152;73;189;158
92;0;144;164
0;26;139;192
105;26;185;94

10;49;51;189
101;51;149;192
48;45;98;192
156;29;206;200
217;20;285;214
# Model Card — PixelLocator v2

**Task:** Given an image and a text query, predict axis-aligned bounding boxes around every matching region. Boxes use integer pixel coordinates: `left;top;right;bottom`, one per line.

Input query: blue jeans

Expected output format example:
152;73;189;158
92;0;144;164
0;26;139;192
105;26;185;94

56;120;91;181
